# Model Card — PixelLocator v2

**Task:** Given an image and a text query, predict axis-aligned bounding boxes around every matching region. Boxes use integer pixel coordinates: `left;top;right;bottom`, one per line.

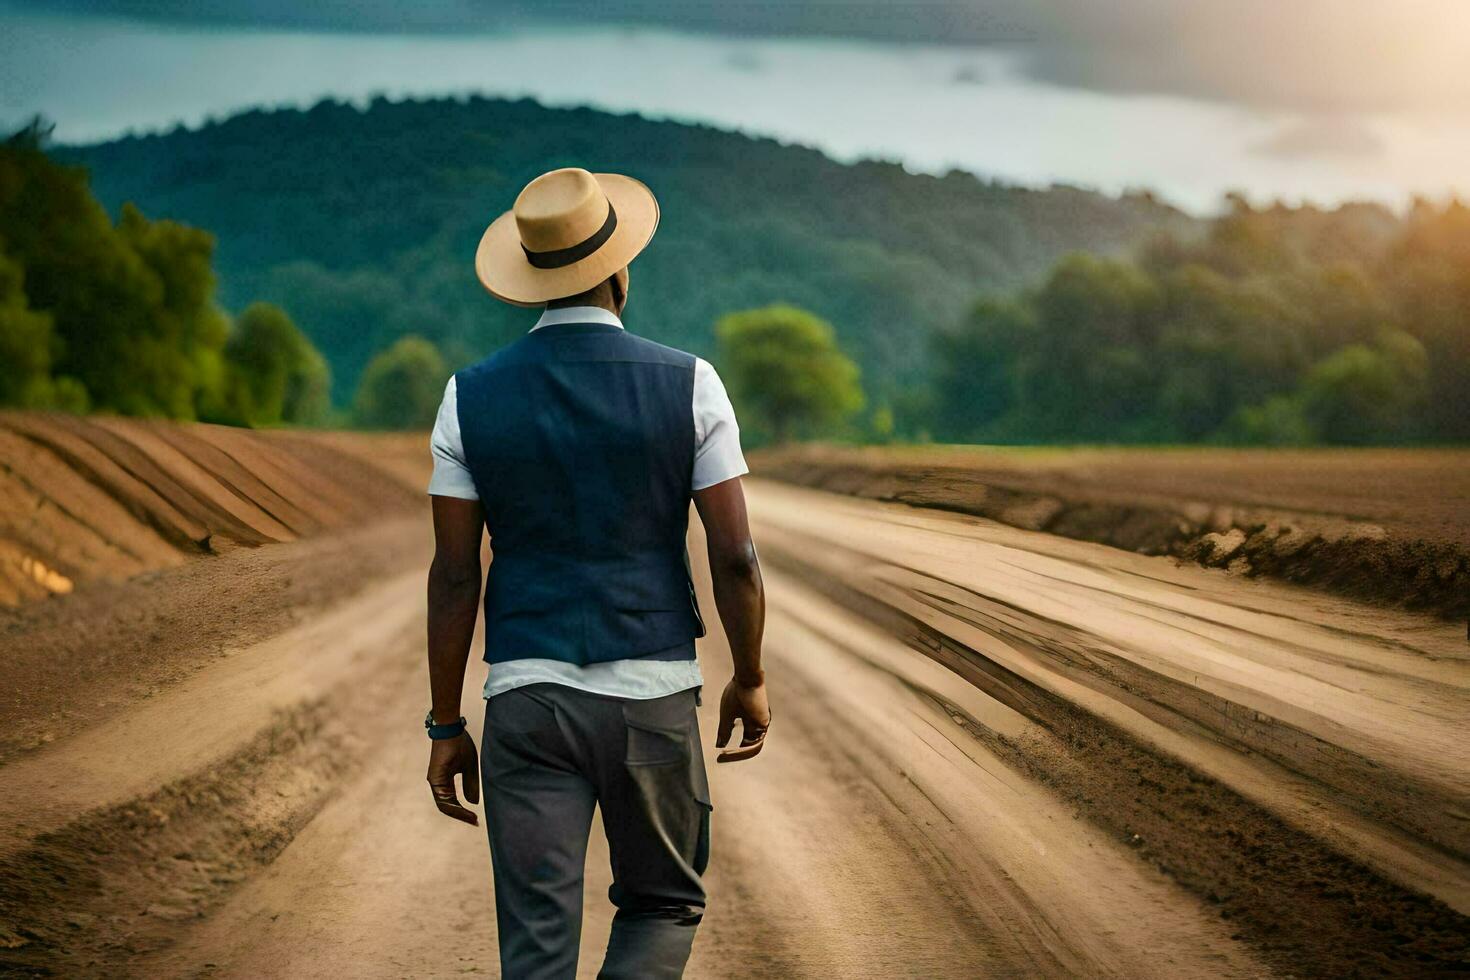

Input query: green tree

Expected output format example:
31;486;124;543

0;119;233;419
1386;200;1470;440
1299;332;1427;444
352;335;448;430
929;297;1032;441
218;301;331;427
924;196;1470;446
1014;253;1162;439
715;304;864;443
1226;395;1316;446
111;203;232;418
0;250;70;409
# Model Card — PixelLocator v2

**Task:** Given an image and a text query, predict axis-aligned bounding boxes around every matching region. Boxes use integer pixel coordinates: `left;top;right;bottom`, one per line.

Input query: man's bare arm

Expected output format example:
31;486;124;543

426;494;485;825
692;476;770;763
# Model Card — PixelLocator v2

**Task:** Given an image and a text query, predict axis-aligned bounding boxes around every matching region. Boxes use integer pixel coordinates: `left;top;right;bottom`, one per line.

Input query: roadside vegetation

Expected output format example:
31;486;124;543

352;336;449;431
715;305;863;444
0;121;327;426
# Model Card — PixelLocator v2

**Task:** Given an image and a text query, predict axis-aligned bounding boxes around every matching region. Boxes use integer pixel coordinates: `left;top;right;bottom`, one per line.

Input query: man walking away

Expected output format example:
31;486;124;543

422;167;771;979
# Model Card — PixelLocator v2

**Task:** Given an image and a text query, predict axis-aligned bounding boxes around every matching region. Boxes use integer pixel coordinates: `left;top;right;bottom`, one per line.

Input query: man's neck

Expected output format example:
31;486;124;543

547;298;618;314
531;305;624;332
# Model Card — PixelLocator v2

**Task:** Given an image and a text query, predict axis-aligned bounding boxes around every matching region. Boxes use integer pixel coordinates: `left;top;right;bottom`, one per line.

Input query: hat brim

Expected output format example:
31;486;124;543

475;173;659;307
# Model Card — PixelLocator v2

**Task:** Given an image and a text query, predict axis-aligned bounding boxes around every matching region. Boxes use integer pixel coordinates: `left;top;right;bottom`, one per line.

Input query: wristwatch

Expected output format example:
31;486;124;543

425;711;467;740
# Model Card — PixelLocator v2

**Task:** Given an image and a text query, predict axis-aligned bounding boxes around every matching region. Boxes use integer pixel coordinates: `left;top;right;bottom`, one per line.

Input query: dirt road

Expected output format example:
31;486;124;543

3;479;1466;977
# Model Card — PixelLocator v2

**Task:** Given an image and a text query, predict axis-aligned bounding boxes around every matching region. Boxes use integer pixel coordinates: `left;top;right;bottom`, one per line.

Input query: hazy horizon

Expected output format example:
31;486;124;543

4;4;1470;213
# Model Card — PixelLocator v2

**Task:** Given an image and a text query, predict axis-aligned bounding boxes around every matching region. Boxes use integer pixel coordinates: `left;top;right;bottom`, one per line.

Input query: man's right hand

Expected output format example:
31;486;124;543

427;731;481;825
715;678;771;764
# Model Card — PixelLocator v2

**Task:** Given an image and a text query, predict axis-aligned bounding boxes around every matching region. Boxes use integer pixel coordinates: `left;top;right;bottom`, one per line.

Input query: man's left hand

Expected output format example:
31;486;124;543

427;732;481;825
715;678;771;764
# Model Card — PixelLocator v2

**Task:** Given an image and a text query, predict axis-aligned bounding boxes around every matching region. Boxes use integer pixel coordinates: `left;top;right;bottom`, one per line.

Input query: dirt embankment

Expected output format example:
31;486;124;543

0;414;432;761
0;413;424;606
753;444;1470;619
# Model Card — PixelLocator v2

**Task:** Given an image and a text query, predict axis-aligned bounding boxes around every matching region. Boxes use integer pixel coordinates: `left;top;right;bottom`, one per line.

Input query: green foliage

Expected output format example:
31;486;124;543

218;302;331;427
1228;396;1315;447
715;305;863;443
1299;332;1427;444
1225;333;1427;446
929;297;1032;442
1023;254;1162;440
927;198;1470;445
105;203;233;418
1384;200;1470;438
64;96;1191;404
869;403;896;443
352;335;448;430
1;125;221;417
0;121;329;426
0;249;73;409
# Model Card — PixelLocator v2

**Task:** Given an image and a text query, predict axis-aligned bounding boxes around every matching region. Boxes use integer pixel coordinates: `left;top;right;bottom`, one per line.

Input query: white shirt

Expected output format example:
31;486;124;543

428;306;748;700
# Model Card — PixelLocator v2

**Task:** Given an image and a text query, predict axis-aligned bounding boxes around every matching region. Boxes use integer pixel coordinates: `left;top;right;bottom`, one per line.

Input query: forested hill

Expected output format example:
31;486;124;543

65;96;1193;402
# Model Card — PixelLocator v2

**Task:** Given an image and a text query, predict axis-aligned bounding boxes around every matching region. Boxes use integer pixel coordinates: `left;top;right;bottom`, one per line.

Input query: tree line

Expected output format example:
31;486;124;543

0;119;855;438
676;197;1470;448
923;196;1470;445
66;95;1188;404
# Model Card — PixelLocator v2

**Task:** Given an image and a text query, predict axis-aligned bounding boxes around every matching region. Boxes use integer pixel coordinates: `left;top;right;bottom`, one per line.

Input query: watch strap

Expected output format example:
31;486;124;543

425;712;467;740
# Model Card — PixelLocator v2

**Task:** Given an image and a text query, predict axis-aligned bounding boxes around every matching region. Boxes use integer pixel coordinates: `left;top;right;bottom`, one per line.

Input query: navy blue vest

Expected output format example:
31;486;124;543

455;321;706;666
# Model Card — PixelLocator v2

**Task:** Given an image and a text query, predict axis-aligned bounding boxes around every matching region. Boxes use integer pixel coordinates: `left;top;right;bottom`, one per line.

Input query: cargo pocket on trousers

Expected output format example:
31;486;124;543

692;784;712;876
690;716;713;876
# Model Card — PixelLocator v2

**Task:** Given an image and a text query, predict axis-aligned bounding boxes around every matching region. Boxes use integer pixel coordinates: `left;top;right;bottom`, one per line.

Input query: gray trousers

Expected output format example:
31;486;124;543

481;684;711;980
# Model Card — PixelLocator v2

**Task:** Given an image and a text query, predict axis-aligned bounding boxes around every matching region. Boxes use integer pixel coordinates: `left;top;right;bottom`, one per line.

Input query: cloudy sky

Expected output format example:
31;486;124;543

3;0;1467;211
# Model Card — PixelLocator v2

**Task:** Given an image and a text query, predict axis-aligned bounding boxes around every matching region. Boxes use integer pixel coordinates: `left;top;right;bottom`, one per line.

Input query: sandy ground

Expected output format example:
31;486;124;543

3;468;1466;976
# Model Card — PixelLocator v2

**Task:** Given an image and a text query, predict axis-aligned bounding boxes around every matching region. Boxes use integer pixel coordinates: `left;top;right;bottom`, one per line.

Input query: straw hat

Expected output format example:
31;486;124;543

475;168;659;306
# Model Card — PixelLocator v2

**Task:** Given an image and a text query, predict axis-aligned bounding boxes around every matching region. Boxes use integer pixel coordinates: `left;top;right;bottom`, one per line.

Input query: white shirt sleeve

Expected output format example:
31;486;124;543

427;376;480;500
692;358;748;490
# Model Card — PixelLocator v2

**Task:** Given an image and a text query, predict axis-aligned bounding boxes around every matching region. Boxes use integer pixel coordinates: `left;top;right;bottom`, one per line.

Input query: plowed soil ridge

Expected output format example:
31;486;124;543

754;444;1470;619
0;413;422;605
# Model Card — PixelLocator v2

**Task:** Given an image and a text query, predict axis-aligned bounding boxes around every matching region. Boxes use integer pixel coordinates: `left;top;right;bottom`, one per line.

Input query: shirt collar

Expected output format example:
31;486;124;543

531;306;624;332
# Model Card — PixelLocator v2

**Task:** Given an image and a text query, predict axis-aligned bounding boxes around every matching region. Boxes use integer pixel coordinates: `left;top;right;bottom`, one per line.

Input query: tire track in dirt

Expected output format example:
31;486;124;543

0;517;432;763
0;568;428;974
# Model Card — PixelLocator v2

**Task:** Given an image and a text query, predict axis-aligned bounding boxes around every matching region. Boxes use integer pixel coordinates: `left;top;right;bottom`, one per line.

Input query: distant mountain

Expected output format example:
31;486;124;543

64;96;1194;402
